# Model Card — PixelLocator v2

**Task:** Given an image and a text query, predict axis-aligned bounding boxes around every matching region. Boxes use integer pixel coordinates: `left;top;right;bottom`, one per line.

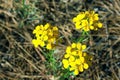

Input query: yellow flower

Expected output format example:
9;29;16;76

73;11;103;31
77;12;85;20
48;30;53;36
74;69;79;75
80;57;84;63
97;22;103;28
71;51;77;56
75;22;82;29
53;26;58;31
62;59;69;69
39;40;45;47
76;43;82;50
64;53;70;58
75;59;81;65
32;39;40;48
79;65;83;72
93;14;99;21
66;46;72;53
82;45;86;50
69;62;76;67
46;43;52;50
90;26;94;30
78;51;82;57
69;56;75;62
83;52;87;57
62;43;93;75
71;43;76;48
32;23;59;50
83;63;89;69
44;23;50;30
43;35;48;41
33;25;40;34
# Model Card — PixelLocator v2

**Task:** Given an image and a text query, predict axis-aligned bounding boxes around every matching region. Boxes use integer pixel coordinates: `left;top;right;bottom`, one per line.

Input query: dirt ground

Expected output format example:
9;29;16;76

0;0;120;80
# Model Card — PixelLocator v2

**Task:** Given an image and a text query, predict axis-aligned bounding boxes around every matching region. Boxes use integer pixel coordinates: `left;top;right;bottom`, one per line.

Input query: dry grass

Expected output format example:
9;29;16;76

0;0;120;80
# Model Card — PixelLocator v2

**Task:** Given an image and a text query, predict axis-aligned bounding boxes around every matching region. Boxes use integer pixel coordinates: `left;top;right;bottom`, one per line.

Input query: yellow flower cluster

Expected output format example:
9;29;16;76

32;23;59;50
62;43;93;75
73;11;103;31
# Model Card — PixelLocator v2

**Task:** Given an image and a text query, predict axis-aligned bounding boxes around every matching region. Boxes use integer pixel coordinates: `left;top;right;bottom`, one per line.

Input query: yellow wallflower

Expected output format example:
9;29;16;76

73;11;103;31
83;63;89;69
32;23;59;50
66;46;72;53
53;26;58;31
62;59;69;69
64;53;70;58
71;43;76;48
62;43;93;75
79;65;84;72
76;43;82;50
32;39;40;48
82;45;86;50
97;22;103;28
39;40;45;47
74;69;79;75
71;51;77;56
46;43;52;50
69;56;75;62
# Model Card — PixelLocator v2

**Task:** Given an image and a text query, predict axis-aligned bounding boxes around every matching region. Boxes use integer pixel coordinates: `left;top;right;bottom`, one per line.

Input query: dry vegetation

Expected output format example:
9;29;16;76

0;0;120;80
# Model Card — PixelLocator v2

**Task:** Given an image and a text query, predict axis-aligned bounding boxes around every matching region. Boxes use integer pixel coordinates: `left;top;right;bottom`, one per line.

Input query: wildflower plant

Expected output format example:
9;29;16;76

31;10;103;79
73;11;103;31
62;43;93;75
32;23;59;50
61;10;102;77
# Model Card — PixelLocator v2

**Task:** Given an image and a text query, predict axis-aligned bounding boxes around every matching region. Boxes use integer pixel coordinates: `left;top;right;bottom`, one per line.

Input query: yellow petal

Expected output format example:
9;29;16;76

72;17;77;22
77;12;85;20
53;26;58;31
46;43;52;50
64;54;70;58
78;51;82;57
69;56;75;62
71;51;77;56
83;25;89;31
35;25;41;30
90;26;94;30
44;23;50;30
75;22;82;29
75;59;81;65
66;46;72;53
71;43;76;48
70;67;75;71
62;59;69;69
81;20;88;26
82;45;86;50
43;31;47;35
74;69;79;75
69;62;76;67
94;14;99;20
80;57;84;63
98;22;103;28
76;43;82;50
83;52;87;57
43;35;48;41
40;41;45;47
79;65;83;72
83;63;89;69
32;39;39;48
